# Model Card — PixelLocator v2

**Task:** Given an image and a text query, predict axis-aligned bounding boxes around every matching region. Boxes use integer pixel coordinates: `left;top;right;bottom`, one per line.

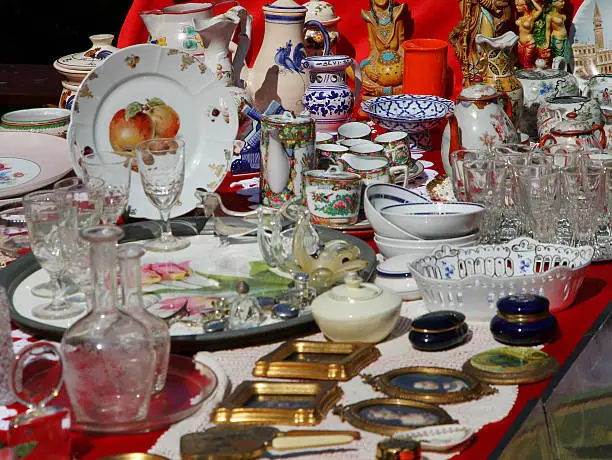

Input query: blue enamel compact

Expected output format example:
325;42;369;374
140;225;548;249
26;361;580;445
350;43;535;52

490;294;559;346
409;310;469;351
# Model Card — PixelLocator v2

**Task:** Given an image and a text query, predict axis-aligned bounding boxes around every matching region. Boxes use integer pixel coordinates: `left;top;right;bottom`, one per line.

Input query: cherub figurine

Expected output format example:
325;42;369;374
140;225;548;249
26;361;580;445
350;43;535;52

449;0;513;84
515;0;544;68
359;0;407;98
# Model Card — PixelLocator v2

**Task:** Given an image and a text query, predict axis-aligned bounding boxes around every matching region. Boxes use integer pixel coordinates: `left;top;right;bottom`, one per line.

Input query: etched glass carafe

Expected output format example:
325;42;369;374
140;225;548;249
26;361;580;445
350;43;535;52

60;226;155;425
118;244;170;393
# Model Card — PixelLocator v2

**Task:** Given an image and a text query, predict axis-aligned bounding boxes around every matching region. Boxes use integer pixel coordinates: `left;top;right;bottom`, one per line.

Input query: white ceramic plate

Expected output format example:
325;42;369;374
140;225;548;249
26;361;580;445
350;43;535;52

0;132;73;198
393;424;475;452
572;1;612;81
67;44;238;218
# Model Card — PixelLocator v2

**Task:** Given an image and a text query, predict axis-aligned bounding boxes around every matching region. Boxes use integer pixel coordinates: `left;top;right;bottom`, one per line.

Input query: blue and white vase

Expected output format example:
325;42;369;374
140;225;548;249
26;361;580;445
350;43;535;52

303;55;362;134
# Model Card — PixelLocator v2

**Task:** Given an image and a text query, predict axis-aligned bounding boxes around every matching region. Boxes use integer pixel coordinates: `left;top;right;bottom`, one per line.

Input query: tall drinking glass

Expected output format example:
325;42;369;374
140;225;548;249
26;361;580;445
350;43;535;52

562;161;606;247
517;167;561;243
23;191;85;320
463;158;508;243
449;149;488;201
82;152;131;224
136;138;190;252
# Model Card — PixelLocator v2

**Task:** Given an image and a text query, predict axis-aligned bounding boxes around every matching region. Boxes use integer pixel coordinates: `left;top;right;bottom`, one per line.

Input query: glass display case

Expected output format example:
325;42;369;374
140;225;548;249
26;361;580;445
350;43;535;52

495;301;612;459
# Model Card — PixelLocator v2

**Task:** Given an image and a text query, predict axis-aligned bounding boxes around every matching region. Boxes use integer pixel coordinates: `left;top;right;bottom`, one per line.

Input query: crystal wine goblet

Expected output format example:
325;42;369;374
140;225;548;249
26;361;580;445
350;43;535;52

135;138;190;252
23;190;85;320
28;177;85;300
82;151;131;224
59;179;104;305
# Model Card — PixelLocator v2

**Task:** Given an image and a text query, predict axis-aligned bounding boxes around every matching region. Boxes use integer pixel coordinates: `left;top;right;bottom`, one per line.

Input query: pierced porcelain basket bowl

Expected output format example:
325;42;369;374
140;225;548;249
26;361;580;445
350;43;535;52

408;238;594;322
360;95;454;152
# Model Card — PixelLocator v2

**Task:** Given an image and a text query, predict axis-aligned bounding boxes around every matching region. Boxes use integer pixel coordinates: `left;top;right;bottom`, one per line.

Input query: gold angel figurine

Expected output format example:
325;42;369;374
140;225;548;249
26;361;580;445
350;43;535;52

449;0;512;84
515;0;544;68
359;0;407;99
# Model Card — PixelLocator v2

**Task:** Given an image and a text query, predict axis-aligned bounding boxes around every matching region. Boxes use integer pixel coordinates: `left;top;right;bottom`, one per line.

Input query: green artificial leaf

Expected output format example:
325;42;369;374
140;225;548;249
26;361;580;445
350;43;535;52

249;260;271;277
14;441;37;458
147;97;165;107
125;102;144;120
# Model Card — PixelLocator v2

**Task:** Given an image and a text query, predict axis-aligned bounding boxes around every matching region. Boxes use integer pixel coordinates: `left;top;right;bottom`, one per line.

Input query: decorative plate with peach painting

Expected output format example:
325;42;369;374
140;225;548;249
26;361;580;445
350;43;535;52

67;44;239;219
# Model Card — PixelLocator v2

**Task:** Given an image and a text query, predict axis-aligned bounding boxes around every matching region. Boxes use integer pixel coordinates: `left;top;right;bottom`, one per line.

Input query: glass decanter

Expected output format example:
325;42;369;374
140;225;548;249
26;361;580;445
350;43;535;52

60;226;155;426
118;244;170;393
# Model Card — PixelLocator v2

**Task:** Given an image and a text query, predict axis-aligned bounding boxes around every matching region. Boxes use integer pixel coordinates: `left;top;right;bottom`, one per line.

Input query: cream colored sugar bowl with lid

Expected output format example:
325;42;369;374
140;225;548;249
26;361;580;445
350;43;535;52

311;273;402;343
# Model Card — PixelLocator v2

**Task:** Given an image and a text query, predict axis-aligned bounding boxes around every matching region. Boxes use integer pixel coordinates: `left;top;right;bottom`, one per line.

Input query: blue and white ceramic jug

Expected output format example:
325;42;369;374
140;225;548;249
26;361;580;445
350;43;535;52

302;55;362;133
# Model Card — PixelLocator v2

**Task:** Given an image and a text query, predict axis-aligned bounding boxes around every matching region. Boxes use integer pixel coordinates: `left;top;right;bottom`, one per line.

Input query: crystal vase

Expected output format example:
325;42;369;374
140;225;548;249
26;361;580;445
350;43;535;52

60;226;155;425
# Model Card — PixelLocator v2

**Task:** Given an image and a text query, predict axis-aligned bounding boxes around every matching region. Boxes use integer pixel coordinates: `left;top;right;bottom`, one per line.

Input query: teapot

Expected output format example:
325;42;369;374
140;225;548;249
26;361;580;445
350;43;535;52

539;113;607;150
441;77;519;176
515;58;580;139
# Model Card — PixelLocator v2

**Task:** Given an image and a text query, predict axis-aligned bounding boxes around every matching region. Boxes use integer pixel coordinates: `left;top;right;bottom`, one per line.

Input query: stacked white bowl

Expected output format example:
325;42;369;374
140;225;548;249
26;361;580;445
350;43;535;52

365;183;483;257
366;183;484;299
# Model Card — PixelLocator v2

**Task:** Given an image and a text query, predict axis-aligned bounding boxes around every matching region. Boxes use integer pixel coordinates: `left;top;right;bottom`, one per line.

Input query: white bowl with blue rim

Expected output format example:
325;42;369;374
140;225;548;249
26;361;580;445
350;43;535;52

360;94;454;153
374;233;479;259
364;183;430;239
380;202;485;240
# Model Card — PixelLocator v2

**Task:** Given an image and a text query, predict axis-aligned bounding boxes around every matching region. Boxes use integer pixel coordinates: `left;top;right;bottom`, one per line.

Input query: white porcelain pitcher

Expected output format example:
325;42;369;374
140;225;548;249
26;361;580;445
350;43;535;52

246;0;330;115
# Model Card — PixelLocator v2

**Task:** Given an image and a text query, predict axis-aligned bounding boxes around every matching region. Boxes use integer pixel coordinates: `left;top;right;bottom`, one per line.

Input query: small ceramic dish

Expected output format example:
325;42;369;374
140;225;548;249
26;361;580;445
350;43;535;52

364;183;430;240
393;424;475;452
409;311;469;351
0;108;70;137
337;121;371;140
490;294;559;346
380;202;484;240
375;255;420;301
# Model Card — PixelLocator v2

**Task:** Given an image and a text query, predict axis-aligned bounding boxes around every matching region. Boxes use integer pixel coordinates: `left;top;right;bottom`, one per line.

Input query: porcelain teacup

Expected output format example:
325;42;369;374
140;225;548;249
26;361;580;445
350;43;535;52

338;153;410;186
315;143;348;168
374;131;411;165
316;132;335;144
338;138;375;148
303;166;362;225
337;121;372;140
348;142;385;156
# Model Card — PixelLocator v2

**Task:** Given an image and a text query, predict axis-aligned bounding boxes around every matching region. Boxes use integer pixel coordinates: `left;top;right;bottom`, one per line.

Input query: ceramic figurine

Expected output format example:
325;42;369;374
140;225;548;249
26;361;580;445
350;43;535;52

304;0;341;56
246;0;330;115
546;0;570;64
260;112;316;208
449;0;512;84
514;0;544;68
474;32;524;127
302;55;362;133
358;0;407;99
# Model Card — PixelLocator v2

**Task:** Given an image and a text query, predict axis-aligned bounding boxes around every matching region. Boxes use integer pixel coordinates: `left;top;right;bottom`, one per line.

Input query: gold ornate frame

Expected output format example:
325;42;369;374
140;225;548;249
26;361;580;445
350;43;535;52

213;381;343;426
334;398;457;436
463;349;559;385
253;341;381;381
362;366;497;404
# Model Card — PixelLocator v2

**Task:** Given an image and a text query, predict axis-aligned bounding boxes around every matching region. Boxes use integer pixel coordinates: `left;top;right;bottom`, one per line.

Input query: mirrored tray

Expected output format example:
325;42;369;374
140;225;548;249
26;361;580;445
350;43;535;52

54;354;217;433
2;217;376;352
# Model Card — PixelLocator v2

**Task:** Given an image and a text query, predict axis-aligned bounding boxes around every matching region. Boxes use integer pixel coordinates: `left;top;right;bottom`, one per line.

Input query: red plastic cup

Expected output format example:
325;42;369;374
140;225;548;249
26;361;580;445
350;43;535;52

401;38;449;97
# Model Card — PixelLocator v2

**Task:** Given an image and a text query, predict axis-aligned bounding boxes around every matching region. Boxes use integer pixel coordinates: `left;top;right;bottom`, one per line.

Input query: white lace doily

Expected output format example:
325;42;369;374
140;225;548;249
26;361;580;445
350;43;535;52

149;299;519;460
